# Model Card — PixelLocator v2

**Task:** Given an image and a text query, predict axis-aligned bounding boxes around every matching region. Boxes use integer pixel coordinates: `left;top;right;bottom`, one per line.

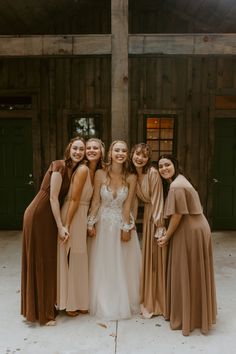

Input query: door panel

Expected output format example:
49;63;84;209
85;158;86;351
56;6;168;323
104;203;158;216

212;118;236;229
0;119;34;229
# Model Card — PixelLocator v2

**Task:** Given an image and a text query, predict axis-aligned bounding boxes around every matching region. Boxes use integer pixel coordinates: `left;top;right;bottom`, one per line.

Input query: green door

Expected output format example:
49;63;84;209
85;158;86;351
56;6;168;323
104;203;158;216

212;118;236;229
0;119;34;229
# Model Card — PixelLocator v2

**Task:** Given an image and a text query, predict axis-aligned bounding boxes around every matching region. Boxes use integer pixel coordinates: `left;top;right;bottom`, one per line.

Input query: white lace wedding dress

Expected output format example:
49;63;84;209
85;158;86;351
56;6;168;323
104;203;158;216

89;184;141;320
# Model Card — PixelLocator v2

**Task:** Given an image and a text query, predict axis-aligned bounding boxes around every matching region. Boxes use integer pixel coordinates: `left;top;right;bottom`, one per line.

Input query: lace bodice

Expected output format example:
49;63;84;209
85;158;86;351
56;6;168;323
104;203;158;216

99;184;128;221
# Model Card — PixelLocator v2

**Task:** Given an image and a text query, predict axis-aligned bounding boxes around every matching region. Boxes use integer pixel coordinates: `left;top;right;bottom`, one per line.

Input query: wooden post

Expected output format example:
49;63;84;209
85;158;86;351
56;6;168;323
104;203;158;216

111;0;129;143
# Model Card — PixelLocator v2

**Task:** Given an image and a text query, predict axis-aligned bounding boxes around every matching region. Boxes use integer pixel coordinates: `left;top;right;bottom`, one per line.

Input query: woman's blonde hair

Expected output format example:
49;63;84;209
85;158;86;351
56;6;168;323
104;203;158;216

106;140;130;185
86;138;106;170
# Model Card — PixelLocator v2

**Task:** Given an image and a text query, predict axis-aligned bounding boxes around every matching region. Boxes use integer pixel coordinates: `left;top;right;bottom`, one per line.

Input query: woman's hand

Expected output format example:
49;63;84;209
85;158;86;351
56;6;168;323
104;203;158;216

121;230;131;242
87;226;96;238
157;214;182;248
157;234;170;247
58;226;70;244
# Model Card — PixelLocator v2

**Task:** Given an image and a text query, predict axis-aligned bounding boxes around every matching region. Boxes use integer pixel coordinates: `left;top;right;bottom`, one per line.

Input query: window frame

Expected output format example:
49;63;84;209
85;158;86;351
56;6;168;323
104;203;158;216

143;113;177;161
69;112;102;140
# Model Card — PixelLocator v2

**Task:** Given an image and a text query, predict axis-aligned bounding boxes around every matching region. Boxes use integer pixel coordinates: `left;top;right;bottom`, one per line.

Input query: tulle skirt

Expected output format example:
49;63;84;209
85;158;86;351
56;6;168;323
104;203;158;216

89;216;141;320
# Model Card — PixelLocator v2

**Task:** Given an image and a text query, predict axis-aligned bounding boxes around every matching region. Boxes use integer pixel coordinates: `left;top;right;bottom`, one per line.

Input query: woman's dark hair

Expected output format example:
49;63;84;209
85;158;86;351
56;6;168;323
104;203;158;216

130;143;153;174
157;154;195;198
64;136;86;168
157;154;182;198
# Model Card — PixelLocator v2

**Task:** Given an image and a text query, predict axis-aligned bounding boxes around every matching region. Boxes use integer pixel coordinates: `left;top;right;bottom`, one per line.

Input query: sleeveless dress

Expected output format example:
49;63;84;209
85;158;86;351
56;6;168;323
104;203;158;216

57;165;93;312
164;174;217;335
21;160;71;324
89;184;141;320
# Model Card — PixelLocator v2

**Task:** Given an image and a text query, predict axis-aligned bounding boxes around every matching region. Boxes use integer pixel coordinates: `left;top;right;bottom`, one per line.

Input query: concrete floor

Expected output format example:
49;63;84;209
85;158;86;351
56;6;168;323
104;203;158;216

0;230;235;354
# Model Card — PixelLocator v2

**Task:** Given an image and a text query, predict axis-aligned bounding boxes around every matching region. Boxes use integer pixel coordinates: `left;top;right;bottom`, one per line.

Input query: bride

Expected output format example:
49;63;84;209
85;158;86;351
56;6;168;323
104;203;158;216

87;140;141;320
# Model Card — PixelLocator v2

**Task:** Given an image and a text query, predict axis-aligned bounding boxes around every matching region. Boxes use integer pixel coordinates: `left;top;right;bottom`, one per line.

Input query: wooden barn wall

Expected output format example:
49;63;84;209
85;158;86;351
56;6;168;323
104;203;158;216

0;57;111;182
0;0;111;35
129;56;236;212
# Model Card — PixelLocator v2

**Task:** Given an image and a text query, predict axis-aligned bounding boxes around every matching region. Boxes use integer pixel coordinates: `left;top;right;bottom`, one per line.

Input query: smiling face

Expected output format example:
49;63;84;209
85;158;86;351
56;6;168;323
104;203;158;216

111;141;128;164
132;147;149;170
158;158;175;182
86;140;102;163
69;139;86;166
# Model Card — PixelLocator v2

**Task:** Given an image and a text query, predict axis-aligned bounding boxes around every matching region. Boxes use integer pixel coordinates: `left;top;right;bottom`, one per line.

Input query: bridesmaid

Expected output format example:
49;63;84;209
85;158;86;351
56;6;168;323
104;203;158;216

57;138;105;316
21;137;86;325
157;154;217;336
130;143;167;318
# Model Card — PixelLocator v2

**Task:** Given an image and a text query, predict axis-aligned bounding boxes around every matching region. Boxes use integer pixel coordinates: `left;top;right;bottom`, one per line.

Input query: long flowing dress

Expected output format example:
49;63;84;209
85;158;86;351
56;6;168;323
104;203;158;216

57;165;93;312
164;174;217;336
21;160;72;324
137;167;167;318
89;184;141;320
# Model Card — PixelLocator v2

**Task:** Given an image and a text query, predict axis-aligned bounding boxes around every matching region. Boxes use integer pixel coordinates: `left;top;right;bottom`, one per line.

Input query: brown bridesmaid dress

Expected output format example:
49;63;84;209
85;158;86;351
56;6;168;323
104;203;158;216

21;160;71;324
164;174;217;335
138;167;167;317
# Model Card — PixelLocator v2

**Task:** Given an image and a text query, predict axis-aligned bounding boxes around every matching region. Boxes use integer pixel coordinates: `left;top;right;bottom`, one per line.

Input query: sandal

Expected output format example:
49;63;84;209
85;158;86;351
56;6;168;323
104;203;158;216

79;310;89;314
45;320;56;326
66;310;79;317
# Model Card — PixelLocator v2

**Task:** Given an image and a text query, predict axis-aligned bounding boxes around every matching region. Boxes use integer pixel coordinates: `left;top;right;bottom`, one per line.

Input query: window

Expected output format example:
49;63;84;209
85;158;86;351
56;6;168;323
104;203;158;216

145;115;176;161
70;113;101;139
0;96;32;110
215;95;236;109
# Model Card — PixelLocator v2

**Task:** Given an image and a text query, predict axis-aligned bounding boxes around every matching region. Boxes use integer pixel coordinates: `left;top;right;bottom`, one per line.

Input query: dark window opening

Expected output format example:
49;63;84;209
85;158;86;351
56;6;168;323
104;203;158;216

0;96;32;110
70;113;101;139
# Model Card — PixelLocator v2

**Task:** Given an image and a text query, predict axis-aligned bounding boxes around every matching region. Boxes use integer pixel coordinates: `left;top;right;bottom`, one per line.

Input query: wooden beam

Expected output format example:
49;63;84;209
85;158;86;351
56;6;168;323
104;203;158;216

0;35;111;56
129;34;236;55
111;0;129;143
1;34;236;57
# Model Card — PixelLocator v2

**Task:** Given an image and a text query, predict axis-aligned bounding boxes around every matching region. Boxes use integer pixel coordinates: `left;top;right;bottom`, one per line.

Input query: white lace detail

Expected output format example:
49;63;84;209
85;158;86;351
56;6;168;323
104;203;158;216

87;214;100;230
99;184;129;226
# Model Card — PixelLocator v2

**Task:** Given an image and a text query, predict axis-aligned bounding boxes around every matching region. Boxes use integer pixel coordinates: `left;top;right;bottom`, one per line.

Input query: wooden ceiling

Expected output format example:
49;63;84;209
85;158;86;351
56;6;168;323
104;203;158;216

0;0;235;35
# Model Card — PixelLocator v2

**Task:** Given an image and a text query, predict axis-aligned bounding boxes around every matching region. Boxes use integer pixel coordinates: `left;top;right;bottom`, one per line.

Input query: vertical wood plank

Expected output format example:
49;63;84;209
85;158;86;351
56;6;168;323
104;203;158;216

111;0;129;143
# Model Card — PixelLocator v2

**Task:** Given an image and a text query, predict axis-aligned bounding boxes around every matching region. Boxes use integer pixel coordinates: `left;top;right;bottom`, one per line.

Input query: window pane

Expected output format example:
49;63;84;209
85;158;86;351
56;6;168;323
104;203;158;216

160;140;172;151
0;96;32;110
160;118;174;128
215;95;236;109
160;129;173;139
70;114;100;139
147;128;160;139
147;118;160;128
147;140;158;151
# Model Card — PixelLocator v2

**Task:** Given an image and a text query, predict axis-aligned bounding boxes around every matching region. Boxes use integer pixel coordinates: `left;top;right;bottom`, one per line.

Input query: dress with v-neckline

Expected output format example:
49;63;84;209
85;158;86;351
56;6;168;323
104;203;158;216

89;181;141;320
104;184;127;200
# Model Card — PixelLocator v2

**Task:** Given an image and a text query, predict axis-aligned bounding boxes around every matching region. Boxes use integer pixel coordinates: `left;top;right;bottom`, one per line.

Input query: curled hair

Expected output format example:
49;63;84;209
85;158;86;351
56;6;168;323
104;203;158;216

130;143;152;174
86;138;106;170
106;140;130;186
64;136;86;168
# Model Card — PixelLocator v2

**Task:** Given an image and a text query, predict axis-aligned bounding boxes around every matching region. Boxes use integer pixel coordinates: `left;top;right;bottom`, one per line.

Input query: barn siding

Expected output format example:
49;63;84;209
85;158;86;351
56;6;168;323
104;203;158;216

0;56;111;180
129;55;236;212
0;55;236;215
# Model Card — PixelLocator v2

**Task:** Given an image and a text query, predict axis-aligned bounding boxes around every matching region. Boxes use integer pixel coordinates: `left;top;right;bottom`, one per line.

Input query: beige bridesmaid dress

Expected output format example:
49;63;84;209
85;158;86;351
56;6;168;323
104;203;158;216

57;165;93;312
